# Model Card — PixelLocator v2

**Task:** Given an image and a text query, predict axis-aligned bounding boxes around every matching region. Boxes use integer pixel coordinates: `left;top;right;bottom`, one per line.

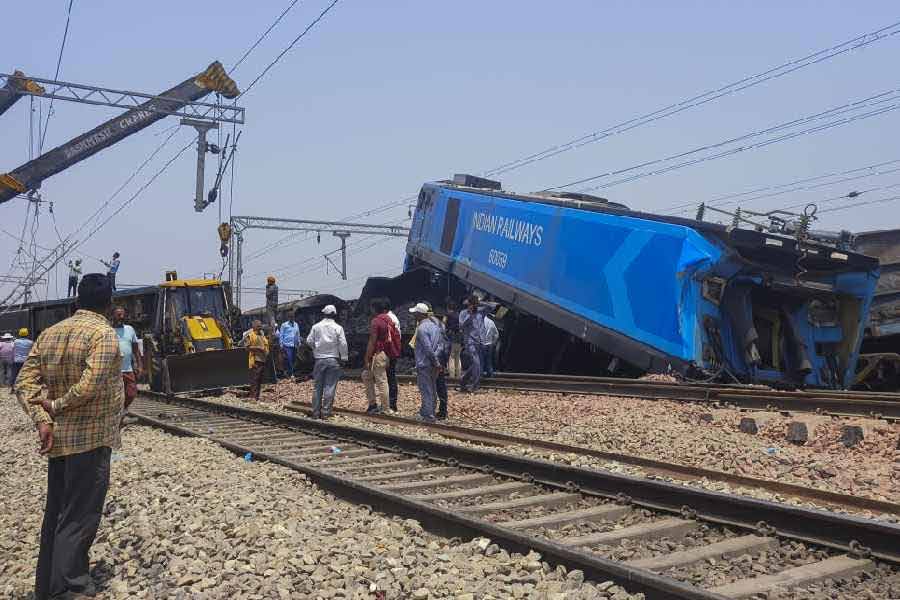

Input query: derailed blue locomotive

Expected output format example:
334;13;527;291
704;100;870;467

404;175;880;388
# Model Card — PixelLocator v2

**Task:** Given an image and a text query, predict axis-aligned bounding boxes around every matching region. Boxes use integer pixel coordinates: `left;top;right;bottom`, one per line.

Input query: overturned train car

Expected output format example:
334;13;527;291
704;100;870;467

404;176;879;389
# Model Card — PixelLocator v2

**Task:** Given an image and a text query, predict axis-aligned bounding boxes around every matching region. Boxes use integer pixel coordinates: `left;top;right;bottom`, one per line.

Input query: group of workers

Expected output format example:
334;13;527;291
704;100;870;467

66;251;121;296
241;290;501;424
360;293;500;422
241;304;349;421
12;271;149;599
0;328;33;390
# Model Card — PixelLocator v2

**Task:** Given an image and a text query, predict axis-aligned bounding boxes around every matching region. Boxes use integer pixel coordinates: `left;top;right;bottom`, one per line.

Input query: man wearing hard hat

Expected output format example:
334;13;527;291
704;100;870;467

10;327;33;391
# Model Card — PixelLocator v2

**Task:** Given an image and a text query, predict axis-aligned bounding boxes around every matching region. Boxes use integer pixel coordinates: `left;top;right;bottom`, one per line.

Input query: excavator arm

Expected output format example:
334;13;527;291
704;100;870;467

0;61;239;204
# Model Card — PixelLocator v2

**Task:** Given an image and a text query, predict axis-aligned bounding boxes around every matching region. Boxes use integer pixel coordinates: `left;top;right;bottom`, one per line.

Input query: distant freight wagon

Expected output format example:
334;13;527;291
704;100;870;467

404;174;880;389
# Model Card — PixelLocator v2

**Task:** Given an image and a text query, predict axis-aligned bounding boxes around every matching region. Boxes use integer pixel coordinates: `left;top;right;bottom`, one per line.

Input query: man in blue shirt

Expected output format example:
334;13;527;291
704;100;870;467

10;327;33;391
113;307;142;416
113;306;143;419
102;252;121;291
410;302;443;422
278;316;302;380
459;294;493;392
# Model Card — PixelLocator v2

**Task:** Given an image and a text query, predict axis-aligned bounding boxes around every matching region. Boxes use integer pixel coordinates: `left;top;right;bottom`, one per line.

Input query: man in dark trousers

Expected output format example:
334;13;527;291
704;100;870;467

15;273;123;600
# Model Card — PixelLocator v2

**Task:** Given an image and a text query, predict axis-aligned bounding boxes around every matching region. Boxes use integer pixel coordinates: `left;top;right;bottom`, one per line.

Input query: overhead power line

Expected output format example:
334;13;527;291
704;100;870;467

38;0;76;154
544;87;900;193
480;19;900;179
230;0;304;75
239;0;342;99
661;158;900;215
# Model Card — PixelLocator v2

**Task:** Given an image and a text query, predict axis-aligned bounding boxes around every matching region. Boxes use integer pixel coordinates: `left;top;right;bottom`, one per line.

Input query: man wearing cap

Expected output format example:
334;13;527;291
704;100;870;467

409;302;444;422
11;327;33;391
306;305;348;419
0;332;13;386
265;276;279;330
15;273;123;600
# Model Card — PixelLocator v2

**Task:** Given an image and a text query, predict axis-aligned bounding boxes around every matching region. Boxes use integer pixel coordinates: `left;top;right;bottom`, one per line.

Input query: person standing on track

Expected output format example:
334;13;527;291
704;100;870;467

409;302;444;423
11;327;33;392
278;317;301;380
481;313;499;378
459;294;493;392
66;259;82;297
265;276;279;330
306;305;348;419
15;273;123;600
385;302;401;413
363;298;393;415
112;307;142;421
245;319;269;401
0;332;13;386
101;252;120;291
444;298;462;379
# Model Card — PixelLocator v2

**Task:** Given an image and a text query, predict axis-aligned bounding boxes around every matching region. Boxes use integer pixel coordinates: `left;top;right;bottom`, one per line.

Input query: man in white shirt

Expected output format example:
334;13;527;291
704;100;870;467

481;315;500;378
305;305;348;419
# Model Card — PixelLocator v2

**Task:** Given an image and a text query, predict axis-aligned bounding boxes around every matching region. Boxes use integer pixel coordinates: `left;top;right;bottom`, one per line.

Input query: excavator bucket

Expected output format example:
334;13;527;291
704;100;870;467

164;348;253;394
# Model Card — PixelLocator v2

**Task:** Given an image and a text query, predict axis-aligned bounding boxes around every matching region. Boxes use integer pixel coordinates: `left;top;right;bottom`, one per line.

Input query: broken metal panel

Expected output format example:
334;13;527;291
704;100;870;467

0;61;239;205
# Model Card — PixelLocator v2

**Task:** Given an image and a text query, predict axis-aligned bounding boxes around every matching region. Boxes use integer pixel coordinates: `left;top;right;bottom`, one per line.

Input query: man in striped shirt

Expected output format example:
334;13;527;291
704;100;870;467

16;273;123;600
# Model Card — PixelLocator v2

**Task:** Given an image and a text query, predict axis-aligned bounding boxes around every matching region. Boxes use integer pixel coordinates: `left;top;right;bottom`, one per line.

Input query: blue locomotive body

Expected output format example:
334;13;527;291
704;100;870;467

404;178;879;388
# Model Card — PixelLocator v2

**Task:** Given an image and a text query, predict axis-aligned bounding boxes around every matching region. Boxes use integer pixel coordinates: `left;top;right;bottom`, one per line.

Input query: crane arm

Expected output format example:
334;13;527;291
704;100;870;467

0;61;239;205
0;70;44;118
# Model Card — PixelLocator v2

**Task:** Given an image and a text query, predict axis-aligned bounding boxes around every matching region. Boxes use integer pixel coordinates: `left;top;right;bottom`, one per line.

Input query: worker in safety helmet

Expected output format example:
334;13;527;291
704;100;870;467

11;327;33;392
265;275;279;329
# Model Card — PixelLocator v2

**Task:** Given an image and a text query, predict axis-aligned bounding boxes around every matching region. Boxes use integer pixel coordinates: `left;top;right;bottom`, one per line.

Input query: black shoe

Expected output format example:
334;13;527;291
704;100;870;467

436;413;447;421
366;405;382;415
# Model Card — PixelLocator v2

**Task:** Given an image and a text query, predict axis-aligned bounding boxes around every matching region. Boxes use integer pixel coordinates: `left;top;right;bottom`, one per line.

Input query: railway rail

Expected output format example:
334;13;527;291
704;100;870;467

283;400;900;517
391;372;900;421
131;391;900;600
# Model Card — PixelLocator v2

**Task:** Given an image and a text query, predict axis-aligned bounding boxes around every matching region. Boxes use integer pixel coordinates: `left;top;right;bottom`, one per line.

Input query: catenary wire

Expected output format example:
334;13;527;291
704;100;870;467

542;88;900;193
38;0;76;154
660;158;900;214
238;0;342;99
229;0;304;75
479;20;900;179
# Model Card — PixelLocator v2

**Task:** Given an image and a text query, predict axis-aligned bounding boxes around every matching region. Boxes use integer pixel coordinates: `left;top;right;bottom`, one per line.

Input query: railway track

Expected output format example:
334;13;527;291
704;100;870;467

392;372;900;421
131;392;900;600
283;400;900;517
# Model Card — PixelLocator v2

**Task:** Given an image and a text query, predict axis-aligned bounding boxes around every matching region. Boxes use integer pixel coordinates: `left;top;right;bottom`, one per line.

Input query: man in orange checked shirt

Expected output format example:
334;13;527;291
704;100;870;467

16;273;123;600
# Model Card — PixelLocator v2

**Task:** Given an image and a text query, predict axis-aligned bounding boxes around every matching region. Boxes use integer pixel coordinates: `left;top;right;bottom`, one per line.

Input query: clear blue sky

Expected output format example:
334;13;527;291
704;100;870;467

2;1;899;307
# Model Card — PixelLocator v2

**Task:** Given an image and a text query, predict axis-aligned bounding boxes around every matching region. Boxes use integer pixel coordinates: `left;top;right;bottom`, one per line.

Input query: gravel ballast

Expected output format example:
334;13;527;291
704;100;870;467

247;379;900;510
1;391;647;599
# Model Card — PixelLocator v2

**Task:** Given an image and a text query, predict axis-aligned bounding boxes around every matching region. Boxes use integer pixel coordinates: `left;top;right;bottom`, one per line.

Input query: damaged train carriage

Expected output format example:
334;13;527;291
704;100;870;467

404;176;879;389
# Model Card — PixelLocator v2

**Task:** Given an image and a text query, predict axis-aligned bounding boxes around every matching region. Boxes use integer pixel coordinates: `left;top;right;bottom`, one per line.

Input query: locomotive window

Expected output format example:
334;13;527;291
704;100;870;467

440;197;460;254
